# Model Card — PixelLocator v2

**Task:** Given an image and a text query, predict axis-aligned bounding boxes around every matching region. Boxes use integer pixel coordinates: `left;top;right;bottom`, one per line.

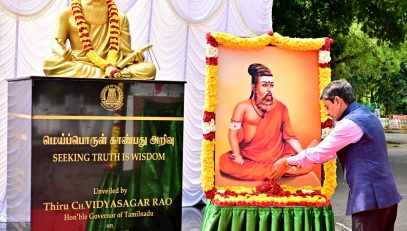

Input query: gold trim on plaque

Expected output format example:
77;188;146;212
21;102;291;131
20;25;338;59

8;112;31;119
8;113;183;121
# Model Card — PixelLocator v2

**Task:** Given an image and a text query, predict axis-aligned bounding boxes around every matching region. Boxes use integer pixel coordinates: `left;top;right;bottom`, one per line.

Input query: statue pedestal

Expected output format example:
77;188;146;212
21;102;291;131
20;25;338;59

7;76;184;231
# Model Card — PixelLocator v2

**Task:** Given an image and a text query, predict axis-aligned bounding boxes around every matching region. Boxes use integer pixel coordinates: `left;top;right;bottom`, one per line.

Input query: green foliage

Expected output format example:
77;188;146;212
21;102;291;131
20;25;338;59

355;0;407;45
396;99;407;114
273;0;407;44
272;0;407;115
334;31;407;115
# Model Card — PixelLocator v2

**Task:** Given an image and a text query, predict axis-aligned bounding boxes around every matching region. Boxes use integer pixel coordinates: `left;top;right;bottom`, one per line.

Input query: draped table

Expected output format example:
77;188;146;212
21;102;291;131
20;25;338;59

201;201;334;231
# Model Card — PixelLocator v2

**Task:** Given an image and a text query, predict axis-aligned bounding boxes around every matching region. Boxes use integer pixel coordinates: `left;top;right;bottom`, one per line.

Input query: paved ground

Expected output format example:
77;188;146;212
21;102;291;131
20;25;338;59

385;132;407;144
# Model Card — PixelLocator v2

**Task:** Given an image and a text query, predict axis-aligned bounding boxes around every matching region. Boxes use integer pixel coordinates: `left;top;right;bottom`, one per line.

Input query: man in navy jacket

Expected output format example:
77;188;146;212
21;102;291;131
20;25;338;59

271;79;402;230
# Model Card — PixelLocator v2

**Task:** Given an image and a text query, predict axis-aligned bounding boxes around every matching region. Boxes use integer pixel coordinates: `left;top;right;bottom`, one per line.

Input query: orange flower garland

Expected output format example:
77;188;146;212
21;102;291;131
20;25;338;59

71;0;121;78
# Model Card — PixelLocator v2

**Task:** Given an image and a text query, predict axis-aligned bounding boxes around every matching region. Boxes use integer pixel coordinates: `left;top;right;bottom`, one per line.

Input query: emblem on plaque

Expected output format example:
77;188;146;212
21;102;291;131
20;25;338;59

100;84;124;111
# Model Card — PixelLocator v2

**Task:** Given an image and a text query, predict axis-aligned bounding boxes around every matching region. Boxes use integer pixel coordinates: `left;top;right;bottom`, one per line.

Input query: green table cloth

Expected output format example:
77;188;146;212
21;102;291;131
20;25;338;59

201;200;334;231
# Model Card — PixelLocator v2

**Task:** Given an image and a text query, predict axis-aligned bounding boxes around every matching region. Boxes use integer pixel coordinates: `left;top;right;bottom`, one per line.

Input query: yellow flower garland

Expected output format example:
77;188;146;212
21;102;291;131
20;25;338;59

201;140;215;191
202;32;336;202
71;0;121;78
213;193;328;206
269;33;326;50
319;67;332;122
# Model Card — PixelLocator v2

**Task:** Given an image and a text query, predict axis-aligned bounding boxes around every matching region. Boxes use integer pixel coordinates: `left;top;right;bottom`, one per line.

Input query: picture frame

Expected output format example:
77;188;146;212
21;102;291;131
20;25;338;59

201;32;336;201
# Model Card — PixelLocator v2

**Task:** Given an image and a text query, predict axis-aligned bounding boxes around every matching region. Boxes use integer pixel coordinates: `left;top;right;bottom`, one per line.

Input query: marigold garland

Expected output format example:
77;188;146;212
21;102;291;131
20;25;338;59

201;140;215;192
201;31;336;205
71;0;121;78
212;193;330;208
269;33;326;50
319;70;332;122
210;180;331;207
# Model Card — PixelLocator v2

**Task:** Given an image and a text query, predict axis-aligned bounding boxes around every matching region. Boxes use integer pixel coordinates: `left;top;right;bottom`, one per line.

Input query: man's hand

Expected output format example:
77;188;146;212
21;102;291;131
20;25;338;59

229;153;244;165
285;164;314;176
270;158;291;180
307;139;319;148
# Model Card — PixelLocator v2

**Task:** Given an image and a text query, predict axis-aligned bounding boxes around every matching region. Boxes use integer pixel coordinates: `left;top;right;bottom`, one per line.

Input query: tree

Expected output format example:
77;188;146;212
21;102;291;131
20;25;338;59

332;25;407;115
272;0;407;114
273;0;407;44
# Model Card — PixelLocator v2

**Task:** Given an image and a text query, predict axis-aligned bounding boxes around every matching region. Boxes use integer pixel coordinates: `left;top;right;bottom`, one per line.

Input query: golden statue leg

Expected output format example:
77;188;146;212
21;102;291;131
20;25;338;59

44;55;156;79
126;62;156;80
43;55;105;78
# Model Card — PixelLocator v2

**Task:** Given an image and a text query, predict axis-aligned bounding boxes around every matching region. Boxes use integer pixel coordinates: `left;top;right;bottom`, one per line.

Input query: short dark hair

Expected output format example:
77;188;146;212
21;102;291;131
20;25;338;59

320;79;355;104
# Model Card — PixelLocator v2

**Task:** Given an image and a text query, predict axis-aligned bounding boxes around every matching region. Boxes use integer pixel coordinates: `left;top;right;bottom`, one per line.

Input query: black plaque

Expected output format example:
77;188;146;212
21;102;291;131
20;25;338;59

7;77;184;231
